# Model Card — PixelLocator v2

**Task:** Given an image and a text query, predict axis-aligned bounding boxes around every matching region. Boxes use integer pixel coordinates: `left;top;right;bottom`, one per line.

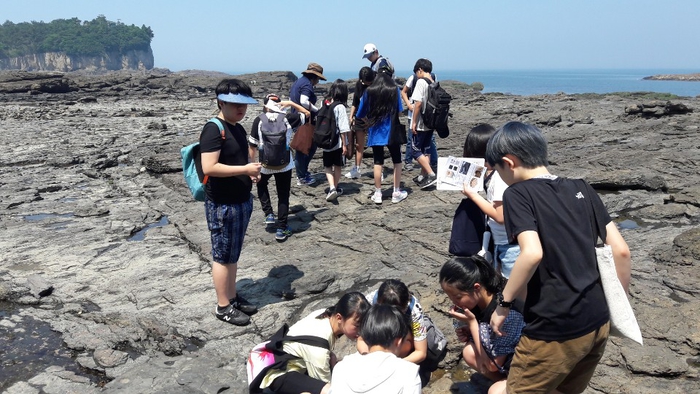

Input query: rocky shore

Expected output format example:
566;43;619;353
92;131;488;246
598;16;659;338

1;70;699;393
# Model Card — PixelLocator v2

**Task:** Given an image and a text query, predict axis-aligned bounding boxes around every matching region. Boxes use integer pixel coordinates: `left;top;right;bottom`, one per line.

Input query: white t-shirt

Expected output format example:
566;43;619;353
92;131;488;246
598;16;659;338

409;78;430;131
487;171;509;245
329;351;421;394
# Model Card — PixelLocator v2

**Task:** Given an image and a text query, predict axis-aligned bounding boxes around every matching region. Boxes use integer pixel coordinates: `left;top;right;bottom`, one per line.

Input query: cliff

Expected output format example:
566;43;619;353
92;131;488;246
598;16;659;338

0;48;154;72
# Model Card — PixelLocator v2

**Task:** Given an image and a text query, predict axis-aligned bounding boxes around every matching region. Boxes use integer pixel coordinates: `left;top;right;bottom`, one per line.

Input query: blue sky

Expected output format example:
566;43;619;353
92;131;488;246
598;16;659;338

3;0;698;74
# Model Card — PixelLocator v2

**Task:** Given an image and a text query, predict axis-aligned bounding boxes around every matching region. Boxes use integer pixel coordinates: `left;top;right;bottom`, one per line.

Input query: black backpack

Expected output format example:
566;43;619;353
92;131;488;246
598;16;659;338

419;77;452;137
258;114;289;170
313;101;342;149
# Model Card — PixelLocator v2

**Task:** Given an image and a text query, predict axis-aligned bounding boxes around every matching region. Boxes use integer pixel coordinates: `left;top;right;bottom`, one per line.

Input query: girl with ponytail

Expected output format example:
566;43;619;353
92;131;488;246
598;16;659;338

260;292;370;394
439;256;524;394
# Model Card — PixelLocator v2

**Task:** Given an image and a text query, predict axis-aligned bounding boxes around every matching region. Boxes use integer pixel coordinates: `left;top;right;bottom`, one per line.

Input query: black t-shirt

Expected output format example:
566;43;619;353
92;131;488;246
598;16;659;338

503;177;611;341
199;119;252;204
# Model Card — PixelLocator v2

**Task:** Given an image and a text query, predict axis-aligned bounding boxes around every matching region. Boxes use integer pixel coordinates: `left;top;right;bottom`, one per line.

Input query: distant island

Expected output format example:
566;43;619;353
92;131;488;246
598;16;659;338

643;73;700;81
0;16;154;72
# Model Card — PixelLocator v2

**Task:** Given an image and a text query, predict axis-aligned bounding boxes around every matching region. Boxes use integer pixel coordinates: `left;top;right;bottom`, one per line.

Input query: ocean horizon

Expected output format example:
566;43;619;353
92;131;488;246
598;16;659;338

231;68;700;97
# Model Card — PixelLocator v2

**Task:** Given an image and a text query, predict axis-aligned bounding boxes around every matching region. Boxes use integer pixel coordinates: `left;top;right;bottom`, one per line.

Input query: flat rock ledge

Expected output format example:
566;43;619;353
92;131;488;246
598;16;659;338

0;71;699;393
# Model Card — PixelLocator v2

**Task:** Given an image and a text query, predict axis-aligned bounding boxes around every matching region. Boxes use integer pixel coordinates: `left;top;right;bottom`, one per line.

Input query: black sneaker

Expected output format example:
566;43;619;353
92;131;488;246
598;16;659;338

413;174;425;184
230;294;258;315
419;174;438;189
215;304;250;326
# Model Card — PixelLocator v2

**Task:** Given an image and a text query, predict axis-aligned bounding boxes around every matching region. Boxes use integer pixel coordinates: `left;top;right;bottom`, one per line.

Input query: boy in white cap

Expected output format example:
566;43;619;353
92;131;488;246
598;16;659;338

362;43;394;77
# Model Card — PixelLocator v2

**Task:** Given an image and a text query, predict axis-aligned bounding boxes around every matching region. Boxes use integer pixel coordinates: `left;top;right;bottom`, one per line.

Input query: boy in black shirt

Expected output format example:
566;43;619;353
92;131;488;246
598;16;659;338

485;121;631;393
200;79;262;326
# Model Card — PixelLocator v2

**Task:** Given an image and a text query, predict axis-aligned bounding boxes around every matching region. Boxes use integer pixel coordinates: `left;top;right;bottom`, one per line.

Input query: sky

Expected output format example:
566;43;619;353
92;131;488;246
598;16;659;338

2;0;699;74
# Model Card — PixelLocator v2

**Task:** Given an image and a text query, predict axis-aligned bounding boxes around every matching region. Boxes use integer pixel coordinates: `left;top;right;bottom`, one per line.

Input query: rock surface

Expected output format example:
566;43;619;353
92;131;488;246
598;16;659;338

0;70;699;393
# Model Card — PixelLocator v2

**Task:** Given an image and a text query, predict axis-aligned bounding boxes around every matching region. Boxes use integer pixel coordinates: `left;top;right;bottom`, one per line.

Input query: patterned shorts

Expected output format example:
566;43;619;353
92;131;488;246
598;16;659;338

204;195;253;264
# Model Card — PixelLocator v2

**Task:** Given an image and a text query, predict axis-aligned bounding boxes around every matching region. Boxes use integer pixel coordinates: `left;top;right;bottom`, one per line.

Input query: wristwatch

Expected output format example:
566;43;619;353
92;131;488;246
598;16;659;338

497;292;514;308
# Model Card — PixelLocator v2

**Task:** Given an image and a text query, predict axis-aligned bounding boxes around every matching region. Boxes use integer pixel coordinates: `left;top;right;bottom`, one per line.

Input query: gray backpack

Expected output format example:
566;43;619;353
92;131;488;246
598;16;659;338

258;114;289;170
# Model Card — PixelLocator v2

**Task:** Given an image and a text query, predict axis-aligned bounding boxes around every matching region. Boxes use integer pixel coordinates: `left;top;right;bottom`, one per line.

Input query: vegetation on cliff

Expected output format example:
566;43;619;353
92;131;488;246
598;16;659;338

0;15;153;58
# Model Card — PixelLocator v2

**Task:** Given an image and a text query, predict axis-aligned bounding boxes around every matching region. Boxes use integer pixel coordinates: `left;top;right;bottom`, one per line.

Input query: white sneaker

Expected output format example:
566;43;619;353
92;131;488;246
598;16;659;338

391;190;408;203
344;166;361;179
381;171;385;183
326;188;338;201
371;190;383;204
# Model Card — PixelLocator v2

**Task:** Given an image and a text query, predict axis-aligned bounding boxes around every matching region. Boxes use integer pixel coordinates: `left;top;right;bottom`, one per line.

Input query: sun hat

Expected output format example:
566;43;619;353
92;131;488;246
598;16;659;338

302;62;327;81
217;92;258;104
362;43;377;59
263;94;286;114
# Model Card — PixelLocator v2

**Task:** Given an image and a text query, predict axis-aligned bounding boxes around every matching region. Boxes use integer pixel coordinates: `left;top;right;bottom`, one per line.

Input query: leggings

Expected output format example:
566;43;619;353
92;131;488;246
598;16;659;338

371;144;402;165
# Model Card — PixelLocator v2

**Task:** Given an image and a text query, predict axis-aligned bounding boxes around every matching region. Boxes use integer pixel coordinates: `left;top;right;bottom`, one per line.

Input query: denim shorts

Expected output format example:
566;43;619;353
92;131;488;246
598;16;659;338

410;130;434;160
496;243;520;279
204;195;253;264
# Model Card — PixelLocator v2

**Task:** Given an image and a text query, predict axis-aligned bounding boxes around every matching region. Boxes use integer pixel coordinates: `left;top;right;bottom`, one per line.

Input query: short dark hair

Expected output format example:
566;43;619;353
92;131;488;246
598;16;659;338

376;279;410;311
413;58;433;73
360;304;410;348
485;121;549;168
463;123;496;157
215;78;253;109
329;79;349;106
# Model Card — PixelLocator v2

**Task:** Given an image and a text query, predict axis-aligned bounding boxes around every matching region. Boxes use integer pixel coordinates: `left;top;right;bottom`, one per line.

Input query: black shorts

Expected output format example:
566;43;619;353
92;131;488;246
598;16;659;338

323;148;343;167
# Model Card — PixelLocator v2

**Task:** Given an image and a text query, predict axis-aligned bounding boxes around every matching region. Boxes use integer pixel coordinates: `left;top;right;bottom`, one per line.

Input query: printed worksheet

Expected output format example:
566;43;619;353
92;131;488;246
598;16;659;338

437;156;486;191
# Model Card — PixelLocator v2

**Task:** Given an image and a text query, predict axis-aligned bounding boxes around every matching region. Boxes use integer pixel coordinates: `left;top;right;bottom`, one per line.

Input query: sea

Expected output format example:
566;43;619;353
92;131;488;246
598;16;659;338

315;69;700;97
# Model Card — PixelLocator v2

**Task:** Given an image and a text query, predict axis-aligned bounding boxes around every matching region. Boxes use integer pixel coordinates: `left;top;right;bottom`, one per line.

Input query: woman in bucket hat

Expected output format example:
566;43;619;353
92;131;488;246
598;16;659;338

289;62;327;186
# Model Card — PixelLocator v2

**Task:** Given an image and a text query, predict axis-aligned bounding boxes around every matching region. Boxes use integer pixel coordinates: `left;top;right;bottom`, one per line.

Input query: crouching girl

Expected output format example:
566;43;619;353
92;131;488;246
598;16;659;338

439;256;525;394
259;292;370;394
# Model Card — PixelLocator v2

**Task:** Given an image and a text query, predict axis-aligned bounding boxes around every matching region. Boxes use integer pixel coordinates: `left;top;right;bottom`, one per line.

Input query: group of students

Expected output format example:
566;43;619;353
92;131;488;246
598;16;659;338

248;253;523;394
195;45;633;393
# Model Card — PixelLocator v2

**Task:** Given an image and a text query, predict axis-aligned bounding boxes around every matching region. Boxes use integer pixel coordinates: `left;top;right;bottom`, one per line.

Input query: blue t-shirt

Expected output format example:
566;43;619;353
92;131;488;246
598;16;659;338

356;88;403;147
289;75;317;113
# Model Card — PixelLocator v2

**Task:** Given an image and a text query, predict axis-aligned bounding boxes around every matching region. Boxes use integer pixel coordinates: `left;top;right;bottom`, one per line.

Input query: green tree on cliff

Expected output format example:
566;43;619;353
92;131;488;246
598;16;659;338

0;16;153;58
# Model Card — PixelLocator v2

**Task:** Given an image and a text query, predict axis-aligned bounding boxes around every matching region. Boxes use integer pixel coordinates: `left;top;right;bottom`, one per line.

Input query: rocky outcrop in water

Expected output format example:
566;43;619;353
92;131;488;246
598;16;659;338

643;73;700;82
0;49;154;72
0;70;698;393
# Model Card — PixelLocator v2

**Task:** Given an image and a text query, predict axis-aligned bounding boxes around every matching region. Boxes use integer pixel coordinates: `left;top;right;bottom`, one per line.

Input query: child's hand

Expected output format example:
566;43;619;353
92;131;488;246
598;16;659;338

462;182;479;198
448;305;476;322
455;325;470;342
245;162;262;177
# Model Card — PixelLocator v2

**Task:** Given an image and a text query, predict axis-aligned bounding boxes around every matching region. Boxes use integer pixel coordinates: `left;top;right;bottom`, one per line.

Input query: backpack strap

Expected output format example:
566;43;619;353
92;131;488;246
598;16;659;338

283;335;330;350
201;117;226;185
408;296;416;312
257;114;267;151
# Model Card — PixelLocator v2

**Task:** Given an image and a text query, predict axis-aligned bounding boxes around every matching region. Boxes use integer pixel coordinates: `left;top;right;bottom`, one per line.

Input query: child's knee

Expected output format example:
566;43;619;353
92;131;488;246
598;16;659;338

463;344;477;368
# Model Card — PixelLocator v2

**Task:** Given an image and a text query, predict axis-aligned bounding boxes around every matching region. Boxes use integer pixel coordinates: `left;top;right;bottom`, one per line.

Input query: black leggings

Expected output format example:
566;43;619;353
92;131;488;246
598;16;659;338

269;371;326;394
372;144;402;165
256;170;292;229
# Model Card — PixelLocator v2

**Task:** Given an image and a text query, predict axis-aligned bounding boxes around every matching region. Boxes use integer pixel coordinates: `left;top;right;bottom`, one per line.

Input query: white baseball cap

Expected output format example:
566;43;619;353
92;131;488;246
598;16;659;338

362;43;377;59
